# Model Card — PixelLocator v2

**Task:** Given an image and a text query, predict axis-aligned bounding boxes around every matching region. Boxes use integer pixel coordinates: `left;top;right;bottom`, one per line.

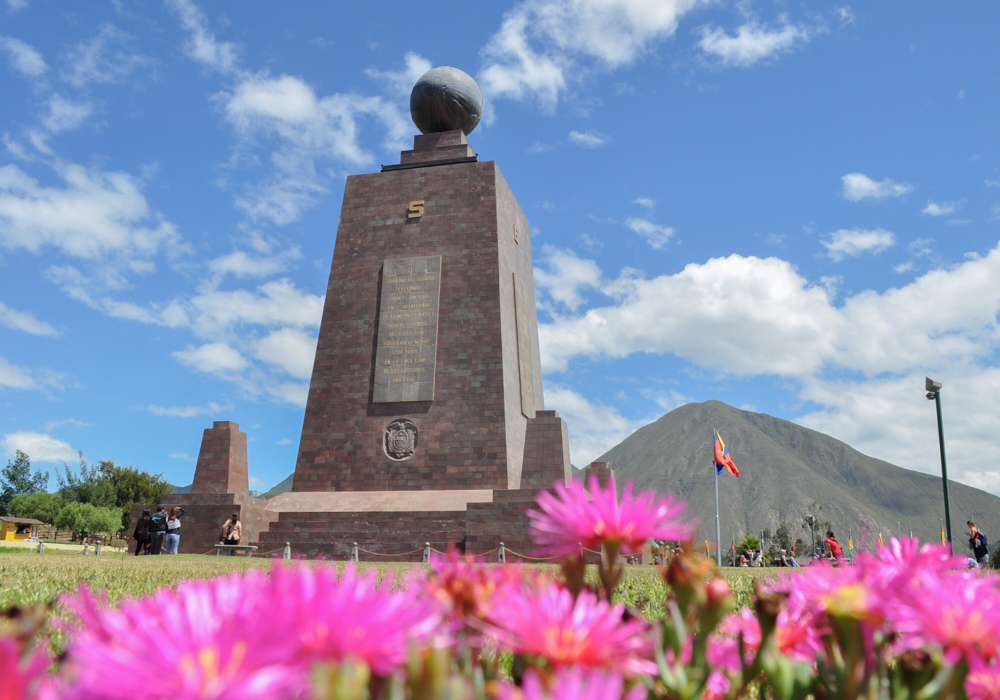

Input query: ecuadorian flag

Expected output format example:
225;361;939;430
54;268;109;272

714;430;741;477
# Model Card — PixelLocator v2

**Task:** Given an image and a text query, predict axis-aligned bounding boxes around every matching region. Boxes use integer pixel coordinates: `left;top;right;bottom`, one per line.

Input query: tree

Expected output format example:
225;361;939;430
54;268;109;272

0;451;49;515
9;492;63;524
57;455;169;530
55;501;122;540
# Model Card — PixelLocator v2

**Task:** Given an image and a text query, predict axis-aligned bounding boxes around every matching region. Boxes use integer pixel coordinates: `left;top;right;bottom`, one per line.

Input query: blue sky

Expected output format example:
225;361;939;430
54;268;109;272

2;1;1000;495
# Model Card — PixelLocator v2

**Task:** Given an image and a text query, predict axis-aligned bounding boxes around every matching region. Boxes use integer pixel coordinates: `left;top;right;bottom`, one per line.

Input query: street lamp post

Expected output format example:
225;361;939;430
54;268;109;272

926;377;953;552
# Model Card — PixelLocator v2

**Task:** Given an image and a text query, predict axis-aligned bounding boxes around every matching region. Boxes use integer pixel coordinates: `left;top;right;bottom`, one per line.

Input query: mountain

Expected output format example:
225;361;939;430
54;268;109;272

594;400;998;551
264;472;294;498
170;483;191;494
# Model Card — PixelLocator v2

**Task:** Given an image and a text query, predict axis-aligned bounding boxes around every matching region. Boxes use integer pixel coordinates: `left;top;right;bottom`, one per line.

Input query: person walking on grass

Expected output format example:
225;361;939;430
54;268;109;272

220;513;242;555
148;506;168;555
165;506;186;555
132;509;151;556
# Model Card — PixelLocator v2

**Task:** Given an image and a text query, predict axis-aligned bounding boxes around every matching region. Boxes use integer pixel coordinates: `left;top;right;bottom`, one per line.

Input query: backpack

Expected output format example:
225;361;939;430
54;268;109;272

977;531;988;549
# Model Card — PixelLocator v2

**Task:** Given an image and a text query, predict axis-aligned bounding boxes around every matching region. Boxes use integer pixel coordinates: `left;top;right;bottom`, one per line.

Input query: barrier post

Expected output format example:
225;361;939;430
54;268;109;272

351;542;359;562
95;543;102;557
422;542;431;563
498;542;506;563
283;542;291;560
37;542;44;555
579;541;584;559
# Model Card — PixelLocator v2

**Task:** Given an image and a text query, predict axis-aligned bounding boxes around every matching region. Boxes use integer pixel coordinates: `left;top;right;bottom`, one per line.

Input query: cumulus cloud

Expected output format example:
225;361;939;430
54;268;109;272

0;161;185;263
841;172;913;201
365;52;433;98
538;243;1000;378
822;228;895;260
207;247;302;279
698;18;817;67
251;327;316;379
922;200;960;216
544;384;644;466
632;196;656;208
480;0;706;108
149;401;233;418
534;245;603;311
0;302;57;336
2;431;77;463
626;217;675;249
0;36;46;78
568;130;609;148
173;342;249;375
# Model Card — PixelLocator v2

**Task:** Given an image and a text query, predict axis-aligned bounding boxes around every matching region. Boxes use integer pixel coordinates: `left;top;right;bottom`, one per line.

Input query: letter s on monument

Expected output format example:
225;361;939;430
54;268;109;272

408;200;425;218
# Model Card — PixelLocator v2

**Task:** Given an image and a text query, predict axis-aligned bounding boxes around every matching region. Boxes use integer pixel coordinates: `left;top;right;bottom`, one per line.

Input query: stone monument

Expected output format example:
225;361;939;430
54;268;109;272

135;68;593;560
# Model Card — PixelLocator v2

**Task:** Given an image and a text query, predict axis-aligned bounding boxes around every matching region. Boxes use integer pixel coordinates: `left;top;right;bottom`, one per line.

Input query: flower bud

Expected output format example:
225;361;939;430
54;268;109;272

706;578;732;613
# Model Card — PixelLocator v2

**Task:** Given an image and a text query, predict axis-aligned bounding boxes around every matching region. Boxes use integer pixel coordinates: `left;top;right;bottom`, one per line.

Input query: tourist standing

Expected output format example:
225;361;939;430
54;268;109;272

132;509;151;556
220;513;242;555
165;506;186;555
825;530;844;565
968;520;989;567
148;506;168;555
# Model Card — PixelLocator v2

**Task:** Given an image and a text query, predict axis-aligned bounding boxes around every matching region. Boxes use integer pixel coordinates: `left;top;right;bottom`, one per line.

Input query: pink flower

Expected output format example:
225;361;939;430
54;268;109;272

61;564;444;700
528;474;695;557
500;669;647;700
275;563;444;675
426;548;528;625
707;608;760;671
892;571;1000;664
0;638;51;700
62;570;306;700
484;582;656;677
966;658;1000;700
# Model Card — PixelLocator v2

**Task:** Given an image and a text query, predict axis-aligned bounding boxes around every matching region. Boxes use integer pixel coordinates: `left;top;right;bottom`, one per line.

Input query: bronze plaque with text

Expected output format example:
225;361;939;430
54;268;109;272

373;255;442;403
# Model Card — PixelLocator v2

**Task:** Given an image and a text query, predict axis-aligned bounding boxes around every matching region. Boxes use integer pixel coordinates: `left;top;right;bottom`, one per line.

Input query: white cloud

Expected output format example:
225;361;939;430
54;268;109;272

173;342;249;375
251;328;316;379
698;18;817;67
834;6;856;25
207;247;301;279
922;200;960;216
625;217;675;249
42;94;92;134
568;130;609;148
533;245;603;311
44;418;87;430
0;355;62;390
841;172;913;201
544;384;644;466
7;0;29;11
223;73;409;224
166;0;240;75
2;431;77;463
539;243;1000;380
365;52;433;99
277;438;292;445
185;279;324;338
480;0;705;108
0;302;57;336
149;401;234;418
632;197;656;208
0;161;185;262
61;24;149;88
0;36;46;78
169;452;193;460
822;228;895;261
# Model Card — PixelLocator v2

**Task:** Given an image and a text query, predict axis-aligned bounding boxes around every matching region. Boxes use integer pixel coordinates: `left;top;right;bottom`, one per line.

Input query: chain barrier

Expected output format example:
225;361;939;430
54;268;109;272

582;547;602;555
428;546;501;559
501;547;560;562
355;545;425;558
253;547;287;557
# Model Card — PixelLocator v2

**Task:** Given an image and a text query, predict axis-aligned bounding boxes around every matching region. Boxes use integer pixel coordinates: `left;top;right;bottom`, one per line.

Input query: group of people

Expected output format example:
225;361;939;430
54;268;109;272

131;508;242;556
132;506;185;555
968;519;990;568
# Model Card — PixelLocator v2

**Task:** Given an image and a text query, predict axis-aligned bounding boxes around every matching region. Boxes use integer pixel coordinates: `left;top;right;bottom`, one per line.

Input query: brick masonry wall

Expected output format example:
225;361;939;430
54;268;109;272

519;411;572;490
256;510;468;561
191;422;249;495
294;135;546;493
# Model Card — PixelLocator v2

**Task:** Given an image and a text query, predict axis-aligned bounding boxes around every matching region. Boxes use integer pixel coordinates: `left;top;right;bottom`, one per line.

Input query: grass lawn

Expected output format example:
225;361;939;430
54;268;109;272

0;552;775;612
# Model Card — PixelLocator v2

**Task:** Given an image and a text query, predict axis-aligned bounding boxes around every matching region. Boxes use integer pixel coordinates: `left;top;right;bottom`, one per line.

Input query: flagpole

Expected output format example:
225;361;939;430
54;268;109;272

714;429;722;566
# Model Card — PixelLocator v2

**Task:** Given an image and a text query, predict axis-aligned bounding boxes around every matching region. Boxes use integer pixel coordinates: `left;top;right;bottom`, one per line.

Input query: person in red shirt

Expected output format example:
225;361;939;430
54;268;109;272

825;530;844;565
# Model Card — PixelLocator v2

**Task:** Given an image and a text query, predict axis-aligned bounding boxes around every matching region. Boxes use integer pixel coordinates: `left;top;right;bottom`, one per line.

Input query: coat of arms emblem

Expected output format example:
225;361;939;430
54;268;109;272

384;419;418;461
